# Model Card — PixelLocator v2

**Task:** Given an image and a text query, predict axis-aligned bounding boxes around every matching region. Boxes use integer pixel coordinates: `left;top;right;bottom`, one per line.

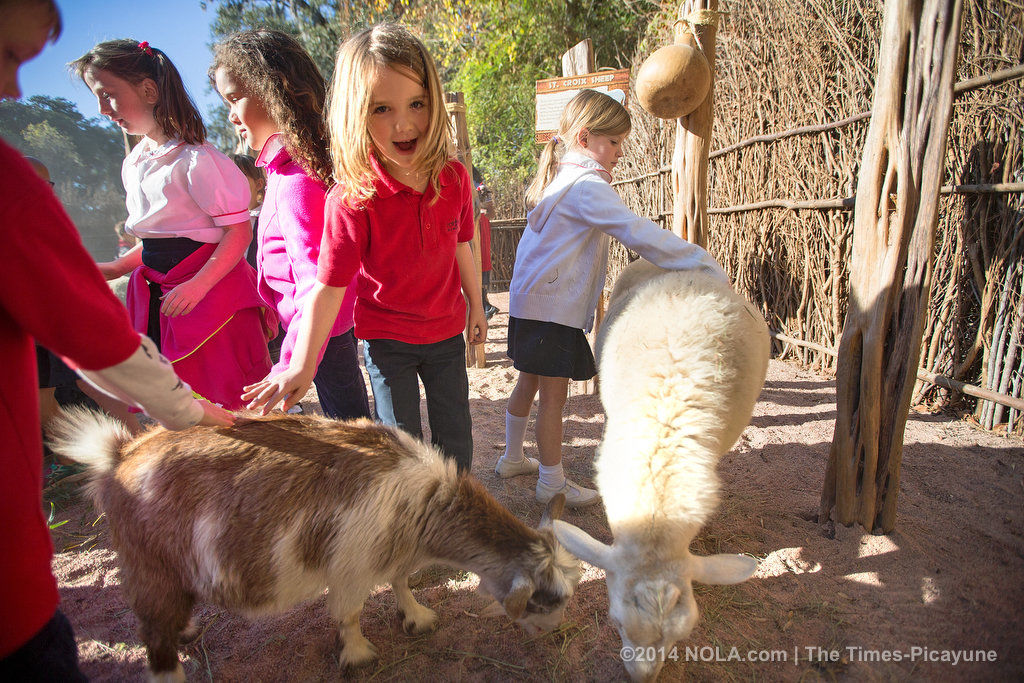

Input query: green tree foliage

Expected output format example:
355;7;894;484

203;0;658;207
205;0;429;69
0;96;126;259
449;0;658;192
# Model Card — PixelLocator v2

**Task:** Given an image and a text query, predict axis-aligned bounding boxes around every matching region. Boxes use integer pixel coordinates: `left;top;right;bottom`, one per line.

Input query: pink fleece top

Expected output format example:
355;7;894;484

256;135;357;374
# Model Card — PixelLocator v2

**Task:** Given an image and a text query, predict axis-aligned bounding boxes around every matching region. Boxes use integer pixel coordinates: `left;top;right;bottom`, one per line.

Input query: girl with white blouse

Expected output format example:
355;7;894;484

73;39;275;409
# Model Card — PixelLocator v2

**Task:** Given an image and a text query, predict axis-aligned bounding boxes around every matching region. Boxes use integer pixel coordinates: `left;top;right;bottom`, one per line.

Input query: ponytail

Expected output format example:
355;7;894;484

524;136;561;209
150;48;206;145
71;39;206;145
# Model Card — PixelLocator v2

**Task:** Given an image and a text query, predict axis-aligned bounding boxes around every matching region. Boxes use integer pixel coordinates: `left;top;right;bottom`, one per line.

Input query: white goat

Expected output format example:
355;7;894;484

48;410;580;682
553;259;769;682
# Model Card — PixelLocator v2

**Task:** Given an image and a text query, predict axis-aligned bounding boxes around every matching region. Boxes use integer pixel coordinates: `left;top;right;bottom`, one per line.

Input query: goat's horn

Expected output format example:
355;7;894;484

539;492;566;528
552;520;614;569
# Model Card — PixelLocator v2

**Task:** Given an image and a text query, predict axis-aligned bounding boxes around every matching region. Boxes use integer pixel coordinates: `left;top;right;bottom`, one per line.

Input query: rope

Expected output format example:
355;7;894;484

673;8;724;52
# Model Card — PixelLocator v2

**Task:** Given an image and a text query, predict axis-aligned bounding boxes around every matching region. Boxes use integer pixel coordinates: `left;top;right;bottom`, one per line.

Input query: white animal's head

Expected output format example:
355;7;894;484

553;521;756;682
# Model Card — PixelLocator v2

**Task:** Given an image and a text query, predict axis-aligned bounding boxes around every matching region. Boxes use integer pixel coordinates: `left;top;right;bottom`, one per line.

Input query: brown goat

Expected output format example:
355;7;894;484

48;409;580;681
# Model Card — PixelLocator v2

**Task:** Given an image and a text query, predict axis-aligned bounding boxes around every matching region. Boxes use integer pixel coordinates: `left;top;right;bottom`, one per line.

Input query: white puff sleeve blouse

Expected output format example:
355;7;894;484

122;138;252;243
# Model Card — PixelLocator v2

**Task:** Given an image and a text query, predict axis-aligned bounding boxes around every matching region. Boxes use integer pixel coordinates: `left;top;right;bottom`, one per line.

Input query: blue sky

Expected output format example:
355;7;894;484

21;0;222;122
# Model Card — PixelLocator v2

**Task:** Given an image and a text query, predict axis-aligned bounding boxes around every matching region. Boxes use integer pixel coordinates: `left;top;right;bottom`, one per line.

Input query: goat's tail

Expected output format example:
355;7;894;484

46;406;132;475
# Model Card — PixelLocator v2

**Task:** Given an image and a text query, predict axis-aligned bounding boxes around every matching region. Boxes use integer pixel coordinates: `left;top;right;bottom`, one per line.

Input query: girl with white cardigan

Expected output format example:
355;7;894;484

497;89;727;507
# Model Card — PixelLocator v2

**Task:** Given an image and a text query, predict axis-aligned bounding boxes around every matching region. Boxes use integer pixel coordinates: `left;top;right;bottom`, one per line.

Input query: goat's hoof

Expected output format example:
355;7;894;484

339;641;378;668
400;605;438;634
147;662;185;683
178;617;199;643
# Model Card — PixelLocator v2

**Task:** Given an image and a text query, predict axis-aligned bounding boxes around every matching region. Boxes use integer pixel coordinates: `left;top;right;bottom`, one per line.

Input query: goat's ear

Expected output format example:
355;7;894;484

502;574;534;620
539;493;566;528
552;520;614;569
690;554;757;585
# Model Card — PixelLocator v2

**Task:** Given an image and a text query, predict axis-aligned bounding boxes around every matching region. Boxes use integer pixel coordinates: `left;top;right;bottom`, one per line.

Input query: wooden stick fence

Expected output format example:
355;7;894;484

611;63;1024;207
611;2;1023;435
490;3;1022;434
708;183;1024;215
772;331;1024;411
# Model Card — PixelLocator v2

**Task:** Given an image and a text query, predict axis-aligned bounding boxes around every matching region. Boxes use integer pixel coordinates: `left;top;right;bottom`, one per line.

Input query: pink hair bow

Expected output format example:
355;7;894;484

138;41;153;56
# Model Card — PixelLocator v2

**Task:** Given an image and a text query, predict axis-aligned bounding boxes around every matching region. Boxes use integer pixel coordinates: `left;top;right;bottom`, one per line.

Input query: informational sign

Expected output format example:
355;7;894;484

534;68;630;143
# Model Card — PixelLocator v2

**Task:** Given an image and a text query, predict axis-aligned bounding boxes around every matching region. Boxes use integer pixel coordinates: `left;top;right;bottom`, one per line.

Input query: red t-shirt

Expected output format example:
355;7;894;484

318;156;474;344
0;139;141;656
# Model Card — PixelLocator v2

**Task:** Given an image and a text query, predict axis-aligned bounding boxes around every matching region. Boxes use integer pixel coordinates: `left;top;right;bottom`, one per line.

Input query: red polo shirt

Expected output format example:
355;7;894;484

318;156;474;344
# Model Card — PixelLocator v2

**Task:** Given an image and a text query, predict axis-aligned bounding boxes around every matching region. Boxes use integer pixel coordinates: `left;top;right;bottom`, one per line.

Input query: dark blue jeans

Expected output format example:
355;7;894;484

363;334;473;472
0;610;87;681
313;329;371;420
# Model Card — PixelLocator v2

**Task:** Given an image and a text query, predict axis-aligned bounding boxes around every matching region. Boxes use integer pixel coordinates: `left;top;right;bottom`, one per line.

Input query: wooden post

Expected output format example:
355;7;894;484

670;1;719;246
562;38;594;77
560;40;600;395
445;91;486;368
821;0;964;533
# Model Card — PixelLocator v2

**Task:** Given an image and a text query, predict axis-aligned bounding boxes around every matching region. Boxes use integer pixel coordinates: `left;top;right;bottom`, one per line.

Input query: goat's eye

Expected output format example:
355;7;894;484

527;588;563;611
526;600;552;615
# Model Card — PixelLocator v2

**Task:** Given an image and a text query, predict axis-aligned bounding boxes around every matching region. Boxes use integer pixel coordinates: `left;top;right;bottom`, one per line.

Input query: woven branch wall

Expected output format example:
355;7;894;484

607;0;1023;431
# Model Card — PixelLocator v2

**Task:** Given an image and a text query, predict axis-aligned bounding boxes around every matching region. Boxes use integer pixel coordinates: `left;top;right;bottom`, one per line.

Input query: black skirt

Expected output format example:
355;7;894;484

141;237;206;350
506;316;596;381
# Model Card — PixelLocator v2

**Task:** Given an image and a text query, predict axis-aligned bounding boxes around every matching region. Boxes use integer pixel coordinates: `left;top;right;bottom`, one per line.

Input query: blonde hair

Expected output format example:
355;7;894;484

326;23;453;208
525;89;631;209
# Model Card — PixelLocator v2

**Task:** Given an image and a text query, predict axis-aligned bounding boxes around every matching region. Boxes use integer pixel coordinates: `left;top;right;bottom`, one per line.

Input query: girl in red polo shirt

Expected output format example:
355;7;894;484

244;23;486;472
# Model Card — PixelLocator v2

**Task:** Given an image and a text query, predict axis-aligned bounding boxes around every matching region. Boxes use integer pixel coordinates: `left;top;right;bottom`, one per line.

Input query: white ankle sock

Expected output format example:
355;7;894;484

538;463;565;490
503;411;529;462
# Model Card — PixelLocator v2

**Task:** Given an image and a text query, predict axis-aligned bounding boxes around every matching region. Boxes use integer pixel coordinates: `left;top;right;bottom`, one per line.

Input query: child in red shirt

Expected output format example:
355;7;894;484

244;23;485;471
478;200;498;318
1;2;233;677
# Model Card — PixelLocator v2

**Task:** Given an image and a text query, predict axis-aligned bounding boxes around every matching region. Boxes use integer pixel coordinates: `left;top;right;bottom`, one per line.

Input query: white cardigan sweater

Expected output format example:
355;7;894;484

509;152;727;331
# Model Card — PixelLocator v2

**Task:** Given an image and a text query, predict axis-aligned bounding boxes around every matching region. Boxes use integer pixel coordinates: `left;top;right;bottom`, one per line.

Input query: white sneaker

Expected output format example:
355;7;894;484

494;455;540;478
536;478;601;508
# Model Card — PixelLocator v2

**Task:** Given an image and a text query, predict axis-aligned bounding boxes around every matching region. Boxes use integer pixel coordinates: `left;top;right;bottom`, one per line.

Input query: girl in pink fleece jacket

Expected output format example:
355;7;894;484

211;29;370;419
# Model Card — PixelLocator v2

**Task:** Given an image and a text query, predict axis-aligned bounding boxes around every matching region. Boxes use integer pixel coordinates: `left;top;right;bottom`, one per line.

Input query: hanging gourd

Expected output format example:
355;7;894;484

635;43;711;119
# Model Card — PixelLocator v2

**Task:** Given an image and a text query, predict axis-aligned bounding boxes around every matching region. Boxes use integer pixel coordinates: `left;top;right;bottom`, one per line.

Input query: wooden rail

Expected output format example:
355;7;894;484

772;331;1024;411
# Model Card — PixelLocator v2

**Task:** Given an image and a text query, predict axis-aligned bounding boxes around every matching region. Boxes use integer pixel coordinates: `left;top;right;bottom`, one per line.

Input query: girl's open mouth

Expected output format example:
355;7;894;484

394;139;417;153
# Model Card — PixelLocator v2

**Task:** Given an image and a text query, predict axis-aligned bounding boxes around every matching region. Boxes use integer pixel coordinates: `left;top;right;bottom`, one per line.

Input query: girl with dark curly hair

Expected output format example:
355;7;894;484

211;29;369;420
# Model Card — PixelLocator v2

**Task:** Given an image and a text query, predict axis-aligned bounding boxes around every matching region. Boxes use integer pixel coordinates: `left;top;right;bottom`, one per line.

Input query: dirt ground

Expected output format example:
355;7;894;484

46;291;1024;681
